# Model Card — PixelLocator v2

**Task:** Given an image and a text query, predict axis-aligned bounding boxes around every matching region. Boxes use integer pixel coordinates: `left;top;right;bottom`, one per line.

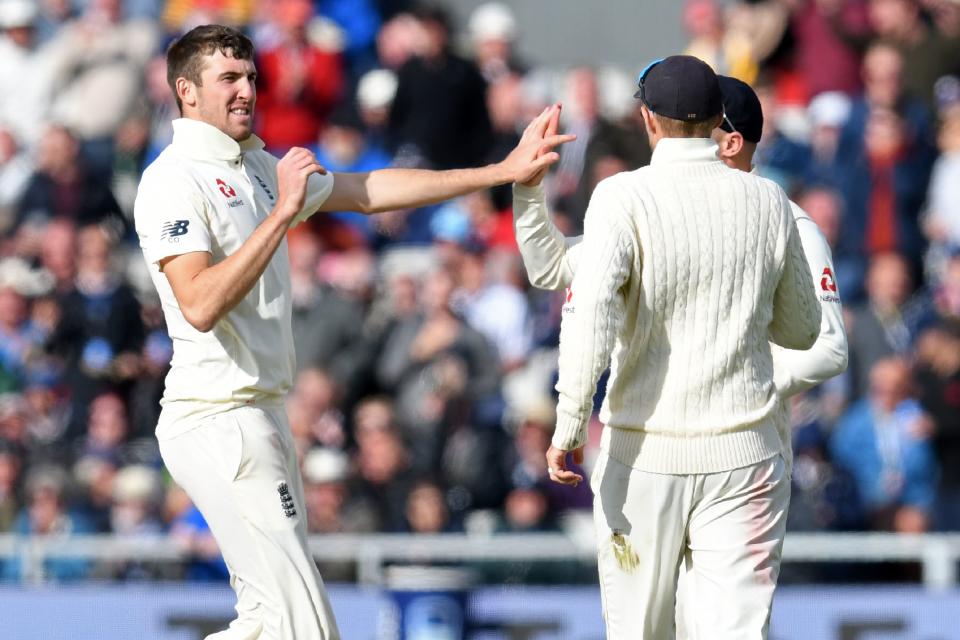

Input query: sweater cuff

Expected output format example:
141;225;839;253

552;409;588;451
512;182;545;205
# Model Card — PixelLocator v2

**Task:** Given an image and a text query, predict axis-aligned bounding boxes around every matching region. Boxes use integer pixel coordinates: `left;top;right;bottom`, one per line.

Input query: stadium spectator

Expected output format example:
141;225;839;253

388;5;492;169
48;225;143;434
2;464;93;582
0;0;57;147
302;446;372;533
457;248;532;373
864;0;960;109
12;126;127;238
349;397;414;531
832;43;936;271
44;0;158;173
404;478;455;533
682;0;758;84
255;0;344;150
923;81;960;274
76;392;130;465
310;103;392;241
356;68;397;150
790;0;870;98
914;324;960;530
0;441;21;531
468;2;525;84
287;368;347;456
555;68;650;229
0;129;32;233
502;397;591;514
831;357;939;532
72;453;118;533
166;487;229;582
847;252;931;397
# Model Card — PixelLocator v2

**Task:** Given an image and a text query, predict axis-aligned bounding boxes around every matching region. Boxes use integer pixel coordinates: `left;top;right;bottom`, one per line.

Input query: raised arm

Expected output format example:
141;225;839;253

512;183;582;291
157;148;324;332
319;106;574;215
512;104;581;291
769;191;821;351
771;205;849;398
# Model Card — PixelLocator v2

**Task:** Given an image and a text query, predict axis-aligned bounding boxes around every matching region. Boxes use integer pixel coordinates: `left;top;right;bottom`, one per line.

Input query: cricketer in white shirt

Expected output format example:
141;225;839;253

511;91;847;640
134;24;574;640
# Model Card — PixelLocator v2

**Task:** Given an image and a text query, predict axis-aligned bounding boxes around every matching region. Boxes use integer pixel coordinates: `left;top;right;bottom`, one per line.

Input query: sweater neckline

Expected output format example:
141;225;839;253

650;138;722;166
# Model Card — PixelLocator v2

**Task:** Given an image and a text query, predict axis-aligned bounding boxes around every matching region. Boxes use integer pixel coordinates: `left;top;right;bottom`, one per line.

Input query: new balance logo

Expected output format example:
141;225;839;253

277;481;297;518
161;220;190;241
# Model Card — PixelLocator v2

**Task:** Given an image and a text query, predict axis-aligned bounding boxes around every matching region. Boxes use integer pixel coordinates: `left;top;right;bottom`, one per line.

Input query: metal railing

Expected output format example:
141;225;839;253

2;532;960;589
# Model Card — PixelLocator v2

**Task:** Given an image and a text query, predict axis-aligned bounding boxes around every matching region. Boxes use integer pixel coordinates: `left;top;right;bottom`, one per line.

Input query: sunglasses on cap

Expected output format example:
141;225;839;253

633;58;664;108
720;110;737;134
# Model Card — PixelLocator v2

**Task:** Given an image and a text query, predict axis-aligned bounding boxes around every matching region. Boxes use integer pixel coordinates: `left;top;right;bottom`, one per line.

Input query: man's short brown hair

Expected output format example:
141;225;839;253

653;112;721;138
166;24;254;113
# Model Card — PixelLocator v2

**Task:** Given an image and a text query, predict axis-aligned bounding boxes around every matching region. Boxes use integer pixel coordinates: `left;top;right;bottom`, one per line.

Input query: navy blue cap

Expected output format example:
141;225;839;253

718;75;764;144
635;55;722;121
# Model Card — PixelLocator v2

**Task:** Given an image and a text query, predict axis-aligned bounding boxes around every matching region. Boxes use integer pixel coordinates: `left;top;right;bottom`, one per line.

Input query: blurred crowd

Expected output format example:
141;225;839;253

0;0;958;584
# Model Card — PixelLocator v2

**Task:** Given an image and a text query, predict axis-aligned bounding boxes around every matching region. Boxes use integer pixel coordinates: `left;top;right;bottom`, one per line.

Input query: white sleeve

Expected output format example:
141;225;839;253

553;181;634;450
134;171;212;271
769;191;821;351
771;206;849;398
253;150;336;227
512;183;582;291
291;171;336;227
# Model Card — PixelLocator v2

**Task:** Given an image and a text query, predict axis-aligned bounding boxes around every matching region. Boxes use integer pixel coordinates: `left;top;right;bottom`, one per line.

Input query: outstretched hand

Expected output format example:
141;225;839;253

546;444;585;487
522;103;563;187
500;104;575;186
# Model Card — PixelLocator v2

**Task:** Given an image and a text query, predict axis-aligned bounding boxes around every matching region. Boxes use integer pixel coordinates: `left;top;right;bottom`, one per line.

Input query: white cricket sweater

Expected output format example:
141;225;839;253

548;138;821;474
513;171;848;474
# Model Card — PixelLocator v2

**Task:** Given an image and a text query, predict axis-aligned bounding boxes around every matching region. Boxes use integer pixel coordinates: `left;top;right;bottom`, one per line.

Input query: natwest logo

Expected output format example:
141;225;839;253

565;287;573;303
820;267;837;293
216;178;237;198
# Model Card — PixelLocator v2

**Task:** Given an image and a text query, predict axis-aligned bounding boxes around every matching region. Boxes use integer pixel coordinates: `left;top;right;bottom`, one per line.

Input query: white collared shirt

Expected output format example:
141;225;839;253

134;118;334;438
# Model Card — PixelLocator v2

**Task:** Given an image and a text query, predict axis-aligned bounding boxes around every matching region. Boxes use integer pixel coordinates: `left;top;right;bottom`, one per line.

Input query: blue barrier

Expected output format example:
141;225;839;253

0;584;958;639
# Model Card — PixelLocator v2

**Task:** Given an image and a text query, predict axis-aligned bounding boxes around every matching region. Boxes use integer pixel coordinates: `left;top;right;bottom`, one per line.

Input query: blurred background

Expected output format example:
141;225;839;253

0;0;959;637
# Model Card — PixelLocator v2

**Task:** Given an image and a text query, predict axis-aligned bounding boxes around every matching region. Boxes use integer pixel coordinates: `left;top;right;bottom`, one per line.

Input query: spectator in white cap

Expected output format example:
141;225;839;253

806;91;852;183
468;2;525;84
0;0;57;147
110;464;162;535
356;68;398;153
302;446;373;534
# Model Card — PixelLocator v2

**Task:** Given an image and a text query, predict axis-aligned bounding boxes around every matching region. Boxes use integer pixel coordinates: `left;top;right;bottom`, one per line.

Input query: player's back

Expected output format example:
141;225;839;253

586;140;811;463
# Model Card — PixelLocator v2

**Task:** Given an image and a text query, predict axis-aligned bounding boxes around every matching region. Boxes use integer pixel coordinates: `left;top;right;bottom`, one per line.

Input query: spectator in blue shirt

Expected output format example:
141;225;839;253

831;357;939;532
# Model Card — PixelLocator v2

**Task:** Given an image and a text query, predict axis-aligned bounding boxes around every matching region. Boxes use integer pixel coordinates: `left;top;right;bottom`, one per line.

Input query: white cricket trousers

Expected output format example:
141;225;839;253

592;451;789;640
159;404;340;640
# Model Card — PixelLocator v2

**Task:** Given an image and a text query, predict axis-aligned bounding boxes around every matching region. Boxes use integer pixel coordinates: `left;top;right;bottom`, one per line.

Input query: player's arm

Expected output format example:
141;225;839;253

513;183;582;290
771;210;849;398
549;181;634;485
318;105;574;215
512;105;581;291
769;191;821;351
160;148;324;333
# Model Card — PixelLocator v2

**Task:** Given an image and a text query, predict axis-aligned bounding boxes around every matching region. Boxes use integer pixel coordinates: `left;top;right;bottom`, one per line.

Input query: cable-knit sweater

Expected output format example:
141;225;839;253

549;138;821;474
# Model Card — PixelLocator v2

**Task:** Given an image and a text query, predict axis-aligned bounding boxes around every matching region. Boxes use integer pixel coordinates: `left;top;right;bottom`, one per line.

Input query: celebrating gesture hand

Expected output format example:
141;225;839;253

500;104;576;186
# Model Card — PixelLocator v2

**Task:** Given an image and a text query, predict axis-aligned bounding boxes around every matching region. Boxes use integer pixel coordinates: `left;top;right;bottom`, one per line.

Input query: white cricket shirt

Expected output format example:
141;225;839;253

134;118;334;438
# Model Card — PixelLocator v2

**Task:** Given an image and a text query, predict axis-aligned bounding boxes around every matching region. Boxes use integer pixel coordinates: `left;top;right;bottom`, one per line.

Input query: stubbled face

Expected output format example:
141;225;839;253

187;50;257;141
